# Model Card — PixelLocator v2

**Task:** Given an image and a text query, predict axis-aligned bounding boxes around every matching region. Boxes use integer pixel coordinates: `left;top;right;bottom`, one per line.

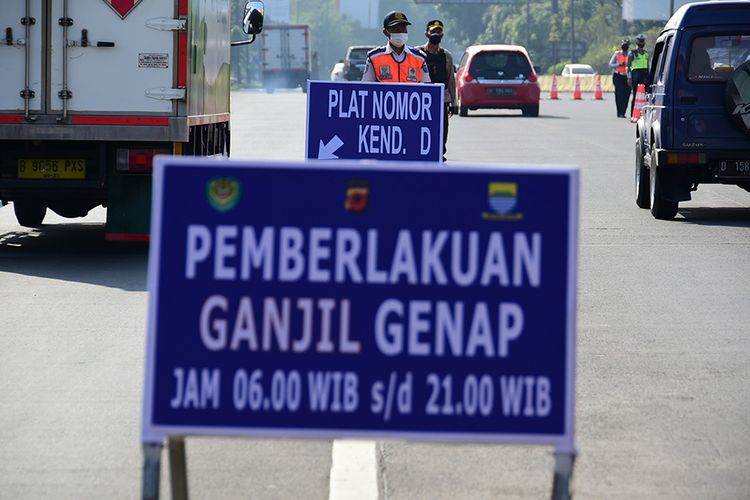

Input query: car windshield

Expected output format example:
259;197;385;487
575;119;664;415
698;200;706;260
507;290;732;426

572;67;594;74
348;48;373;61
470;51;531;79
689;35;750;82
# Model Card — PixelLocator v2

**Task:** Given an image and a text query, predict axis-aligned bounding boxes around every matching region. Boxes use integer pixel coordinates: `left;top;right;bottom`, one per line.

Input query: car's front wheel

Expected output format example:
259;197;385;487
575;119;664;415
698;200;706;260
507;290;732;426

635;137;650;208
649;146;678;220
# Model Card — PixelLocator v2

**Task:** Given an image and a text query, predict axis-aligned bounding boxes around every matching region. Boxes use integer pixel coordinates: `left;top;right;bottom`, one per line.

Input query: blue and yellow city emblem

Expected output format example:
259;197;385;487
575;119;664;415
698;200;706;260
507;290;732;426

407;67;418;82
482;182;523;220
379;65;392;80
207;177;241;213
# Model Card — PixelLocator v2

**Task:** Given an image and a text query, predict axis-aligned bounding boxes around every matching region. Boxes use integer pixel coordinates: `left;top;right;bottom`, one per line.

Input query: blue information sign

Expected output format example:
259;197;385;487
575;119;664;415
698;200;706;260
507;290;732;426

142;158;578;451
305;81;444;162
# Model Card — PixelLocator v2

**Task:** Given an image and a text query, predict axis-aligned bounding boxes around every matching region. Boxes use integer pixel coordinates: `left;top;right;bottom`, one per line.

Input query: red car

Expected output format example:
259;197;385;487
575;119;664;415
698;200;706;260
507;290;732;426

456;44;541;117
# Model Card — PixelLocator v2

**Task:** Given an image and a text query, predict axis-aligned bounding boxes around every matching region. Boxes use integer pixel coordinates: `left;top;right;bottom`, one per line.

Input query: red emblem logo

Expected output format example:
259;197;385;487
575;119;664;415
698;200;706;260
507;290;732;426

345;180;370;213
103;0;143;19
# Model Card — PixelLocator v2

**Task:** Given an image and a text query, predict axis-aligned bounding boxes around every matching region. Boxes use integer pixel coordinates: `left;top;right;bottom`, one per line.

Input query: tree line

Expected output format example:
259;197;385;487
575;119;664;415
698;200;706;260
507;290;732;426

230;0;664;85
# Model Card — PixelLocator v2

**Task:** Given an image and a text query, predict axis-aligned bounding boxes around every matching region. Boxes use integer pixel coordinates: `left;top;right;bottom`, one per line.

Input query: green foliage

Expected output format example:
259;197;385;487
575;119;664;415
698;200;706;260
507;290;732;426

548;60;572;75
228;0;667;80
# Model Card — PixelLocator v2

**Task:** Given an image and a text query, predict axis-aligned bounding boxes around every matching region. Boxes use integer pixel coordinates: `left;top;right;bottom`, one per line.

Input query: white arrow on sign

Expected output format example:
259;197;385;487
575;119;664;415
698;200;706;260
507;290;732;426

318;135;344;159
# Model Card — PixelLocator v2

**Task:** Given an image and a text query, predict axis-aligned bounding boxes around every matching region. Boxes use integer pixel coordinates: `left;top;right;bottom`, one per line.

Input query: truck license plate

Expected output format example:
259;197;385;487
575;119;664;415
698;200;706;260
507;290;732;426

18;159;86;179
719;160;750;177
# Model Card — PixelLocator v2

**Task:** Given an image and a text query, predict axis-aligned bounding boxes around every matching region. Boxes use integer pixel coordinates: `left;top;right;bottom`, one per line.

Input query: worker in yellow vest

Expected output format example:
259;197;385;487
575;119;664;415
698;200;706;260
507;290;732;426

609;39;631;118
627;34;650;118
361;11;431;84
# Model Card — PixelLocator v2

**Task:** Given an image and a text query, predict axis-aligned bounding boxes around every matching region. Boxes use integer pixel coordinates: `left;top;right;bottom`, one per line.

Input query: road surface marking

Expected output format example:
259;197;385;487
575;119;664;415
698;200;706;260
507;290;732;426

329;439;379;500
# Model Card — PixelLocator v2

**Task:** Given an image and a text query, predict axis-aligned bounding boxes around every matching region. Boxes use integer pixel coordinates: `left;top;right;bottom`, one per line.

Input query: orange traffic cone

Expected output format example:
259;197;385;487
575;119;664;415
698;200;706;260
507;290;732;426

631;83;646;122
549;74;559;100
571;76;582;100
593;75;604;100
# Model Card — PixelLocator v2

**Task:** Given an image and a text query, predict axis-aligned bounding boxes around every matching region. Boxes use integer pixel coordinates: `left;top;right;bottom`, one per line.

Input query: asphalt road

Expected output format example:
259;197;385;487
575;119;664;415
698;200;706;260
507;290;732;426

0;89;749;499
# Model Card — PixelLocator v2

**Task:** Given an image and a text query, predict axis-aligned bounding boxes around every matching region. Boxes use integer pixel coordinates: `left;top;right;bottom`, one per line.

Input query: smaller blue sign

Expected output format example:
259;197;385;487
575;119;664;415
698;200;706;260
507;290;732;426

306;81;444;162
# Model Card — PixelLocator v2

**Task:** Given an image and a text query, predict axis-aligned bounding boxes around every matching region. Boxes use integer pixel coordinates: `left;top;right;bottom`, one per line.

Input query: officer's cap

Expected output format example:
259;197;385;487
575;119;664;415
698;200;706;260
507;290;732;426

426;20;444;32
636;33;646;42
383;11;411;29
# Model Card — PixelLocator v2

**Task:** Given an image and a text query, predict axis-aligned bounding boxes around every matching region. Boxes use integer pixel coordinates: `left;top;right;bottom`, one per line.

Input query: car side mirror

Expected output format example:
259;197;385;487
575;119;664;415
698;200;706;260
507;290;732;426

243;1;264;36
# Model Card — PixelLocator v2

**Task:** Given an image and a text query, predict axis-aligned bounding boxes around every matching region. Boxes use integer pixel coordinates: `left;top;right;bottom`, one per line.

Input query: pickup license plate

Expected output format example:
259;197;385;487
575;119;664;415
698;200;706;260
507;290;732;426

18;159;86;179
488;87;513;96
718;160;750;177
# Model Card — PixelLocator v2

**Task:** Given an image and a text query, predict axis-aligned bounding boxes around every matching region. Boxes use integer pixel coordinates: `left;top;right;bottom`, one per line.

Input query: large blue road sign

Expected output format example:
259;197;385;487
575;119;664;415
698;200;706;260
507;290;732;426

305;81;444;162
142;157;578;451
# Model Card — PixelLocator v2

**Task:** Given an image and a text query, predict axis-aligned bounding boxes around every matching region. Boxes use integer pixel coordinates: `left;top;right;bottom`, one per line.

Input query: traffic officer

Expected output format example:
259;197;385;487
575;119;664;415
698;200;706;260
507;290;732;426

418;19;457;161
609;39;631;118
361;11;431;83
628;33;650;118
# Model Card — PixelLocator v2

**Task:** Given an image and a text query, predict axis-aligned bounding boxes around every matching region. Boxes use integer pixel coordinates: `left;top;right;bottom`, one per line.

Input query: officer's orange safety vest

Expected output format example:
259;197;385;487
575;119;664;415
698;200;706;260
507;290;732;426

614;51;628;74
368;47;425;83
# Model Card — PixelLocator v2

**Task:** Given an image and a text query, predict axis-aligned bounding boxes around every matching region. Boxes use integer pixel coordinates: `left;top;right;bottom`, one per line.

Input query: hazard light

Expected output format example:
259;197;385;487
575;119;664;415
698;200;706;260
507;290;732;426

462;72;475;83
527;73;538;83
665;152;706;165
116;148;171;173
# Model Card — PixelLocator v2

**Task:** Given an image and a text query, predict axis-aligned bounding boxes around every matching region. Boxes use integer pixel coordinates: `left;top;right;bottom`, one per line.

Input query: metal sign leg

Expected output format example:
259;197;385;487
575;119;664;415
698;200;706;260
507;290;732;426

551;450;576;500
142;443;163;500
168;436;189;500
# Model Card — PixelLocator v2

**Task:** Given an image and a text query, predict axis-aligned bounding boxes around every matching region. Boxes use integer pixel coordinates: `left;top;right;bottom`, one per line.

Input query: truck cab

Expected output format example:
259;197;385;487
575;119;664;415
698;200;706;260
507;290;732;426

635;1;750;219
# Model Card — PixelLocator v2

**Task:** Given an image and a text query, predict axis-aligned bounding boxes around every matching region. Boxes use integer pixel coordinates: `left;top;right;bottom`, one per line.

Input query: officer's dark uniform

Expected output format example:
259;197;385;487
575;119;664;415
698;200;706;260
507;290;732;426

418;20;456;161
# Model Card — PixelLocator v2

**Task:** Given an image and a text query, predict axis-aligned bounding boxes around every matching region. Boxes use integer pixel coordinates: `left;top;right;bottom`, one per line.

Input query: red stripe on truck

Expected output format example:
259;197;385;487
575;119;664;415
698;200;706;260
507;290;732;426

71;116;169;126
178;0;188;87
179;32;188;87
105;233;150;242
0;115;23;123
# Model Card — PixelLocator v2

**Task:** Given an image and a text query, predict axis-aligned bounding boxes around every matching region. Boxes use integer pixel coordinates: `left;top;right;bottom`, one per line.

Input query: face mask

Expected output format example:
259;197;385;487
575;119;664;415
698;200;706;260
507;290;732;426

637;42;645;48
429;34;443;44
389;33;408;48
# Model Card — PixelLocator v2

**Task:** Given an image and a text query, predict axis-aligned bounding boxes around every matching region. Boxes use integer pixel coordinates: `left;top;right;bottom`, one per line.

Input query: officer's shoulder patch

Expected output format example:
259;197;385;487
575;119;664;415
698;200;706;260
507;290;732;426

407;47;427;61
368;47;387;58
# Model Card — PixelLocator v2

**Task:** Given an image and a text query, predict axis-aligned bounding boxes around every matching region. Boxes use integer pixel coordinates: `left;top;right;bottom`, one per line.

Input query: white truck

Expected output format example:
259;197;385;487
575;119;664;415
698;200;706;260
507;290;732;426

0;0;262;240
261;24;309;92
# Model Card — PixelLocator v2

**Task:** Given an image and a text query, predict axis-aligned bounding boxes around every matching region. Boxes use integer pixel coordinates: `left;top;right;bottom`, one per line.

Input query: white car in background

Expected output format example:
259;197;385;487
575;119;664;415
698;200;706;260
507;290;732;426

560;63;596;78
330;62;345;81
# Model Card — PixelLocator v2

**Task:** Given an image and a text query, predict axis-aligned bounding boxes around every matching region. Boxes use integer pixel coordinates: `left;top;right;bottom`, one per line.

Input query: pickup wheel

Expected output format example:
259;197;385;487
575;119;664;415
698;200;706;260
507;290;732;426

14;201;47;227
649;147;678;220
635;137;650;208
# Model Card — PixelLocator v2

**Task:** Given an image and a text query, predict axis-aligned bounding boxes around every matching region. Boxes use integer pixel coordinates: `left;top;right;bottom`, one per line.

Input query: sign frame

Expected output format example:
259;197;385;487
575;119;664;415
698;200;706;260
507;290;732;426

141;157;578;456
304;80;445;163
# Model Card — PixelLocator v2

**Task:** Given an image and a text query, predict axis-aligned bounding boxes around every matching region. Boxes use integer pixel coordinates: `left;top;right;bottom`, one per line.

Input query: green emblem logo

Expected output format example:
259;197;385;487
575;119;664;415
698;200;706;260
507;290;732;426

207;177;241;213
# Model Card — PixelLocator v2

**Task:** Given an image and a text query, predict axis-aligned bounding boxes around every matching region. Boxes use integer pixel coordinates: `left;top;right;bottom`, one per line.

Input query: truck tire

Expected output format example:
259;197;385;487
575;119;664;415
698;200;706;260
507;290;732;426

635;137;650;208
14;201;47;227
649;147;678;220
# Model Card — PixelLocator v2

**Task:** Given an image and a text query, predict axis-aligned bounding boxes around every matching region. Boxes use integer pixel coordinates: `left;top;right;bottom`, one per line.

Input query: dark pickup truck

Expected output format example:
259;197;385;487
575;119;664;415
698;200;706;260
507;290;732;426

635;1;750;219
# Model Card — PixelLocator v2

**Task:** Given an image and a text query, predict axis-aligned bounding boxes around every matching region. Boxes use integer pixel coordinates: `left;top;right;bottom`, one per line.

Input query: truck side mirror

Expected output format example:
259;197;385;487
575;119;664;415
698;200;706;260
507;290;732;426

243;1;264;36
